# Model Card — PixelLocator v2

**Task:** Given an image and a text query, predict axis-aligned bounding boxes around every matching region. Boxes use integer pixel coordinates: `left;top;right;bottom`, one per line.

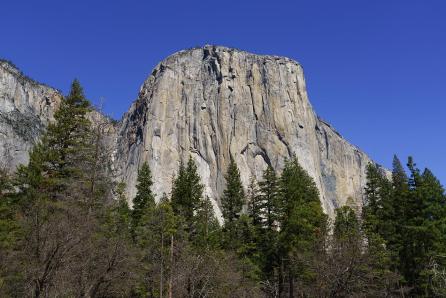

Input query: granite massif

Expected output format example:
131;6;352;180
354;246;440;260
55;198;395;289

0;46;374;219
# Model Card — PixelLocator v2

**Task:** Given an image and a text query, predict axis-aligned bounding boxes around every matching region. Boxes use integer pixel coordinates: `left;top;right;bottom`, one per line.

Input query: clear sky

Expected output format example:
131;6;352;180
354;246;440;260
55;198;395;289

1;0;445;184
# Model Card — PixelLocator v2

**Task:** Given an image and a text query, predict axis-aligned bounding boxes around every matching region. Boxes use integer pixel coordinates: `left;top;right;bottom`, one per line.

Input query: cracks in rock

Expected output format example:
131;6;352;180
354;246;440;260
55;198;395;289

232;104;236;138
324;130;329;160
240;143;249;155
275;129;292;158
190;146;208;163
247;85;258;121
258;147;272;167
203;46;223;85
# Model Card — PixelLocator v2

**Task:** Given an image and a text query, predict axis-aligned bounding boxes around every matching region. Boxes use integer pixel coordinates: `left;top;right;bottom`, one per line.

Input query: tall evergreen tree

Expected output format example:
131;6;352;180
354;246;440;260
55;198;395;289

221;156;245;249
171;156;203;225
10;80;102;297
401;157;446;294
131;162;155;232
334;206;360;241
247;176;262;227
134;193;177;297
258;165;280;231
389;155;408;269
277;157;326;297
362;163;393;238
255;165;280;286
364;157;446;295
45;79;92;184
193;196;221;249
13;79;99;205
392;155;408;191
221;155;245;224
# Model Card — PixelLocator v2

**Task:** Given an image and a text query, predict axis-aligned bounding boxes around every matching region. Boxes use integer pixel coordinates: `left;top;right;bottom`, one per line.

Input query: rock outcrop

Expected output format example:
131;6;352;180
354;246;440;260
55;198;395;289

0;60;61;170
1;46;375;219
114;46;372;218
0;60;117;172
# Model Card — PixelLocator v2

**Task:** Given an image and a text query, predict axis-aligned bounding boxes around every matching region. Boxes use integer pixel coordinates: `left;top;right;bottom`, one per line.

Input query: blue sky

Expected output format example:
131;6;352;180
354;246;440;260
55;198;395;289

1;0;445;183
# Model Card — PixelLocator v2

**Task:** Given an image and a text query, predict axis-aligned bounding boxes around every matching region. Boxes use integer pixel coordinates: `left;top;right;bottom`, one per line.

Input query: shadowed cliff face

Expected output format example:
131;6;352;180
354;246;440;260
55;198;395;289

0;60;117;173
114;45;372;218
0;60;62;170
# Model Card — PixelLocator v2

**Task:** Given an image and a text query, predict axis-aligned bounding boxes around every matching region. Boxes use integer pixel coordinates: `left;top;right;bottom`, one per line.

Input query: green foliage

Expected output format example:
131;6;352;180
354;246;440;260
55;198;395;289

279;157;326;251
2;86;446;298
247;176;262;227
171;156;204;225
131;162;155;234
45;79;92;183
334;206;360;240
192;196;221;249
257;165;280;231
133;196;177;297
221;156;246;250
363;156;446;296
221;155;244;223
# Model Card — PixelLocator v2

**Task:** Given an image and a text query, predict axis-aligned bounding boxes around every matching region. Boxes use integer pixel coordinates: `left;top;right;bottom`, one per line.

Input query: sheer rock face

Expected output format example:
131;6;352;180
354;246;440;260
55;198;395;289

0;46;374;219
0;60;62;169
115;46;372;218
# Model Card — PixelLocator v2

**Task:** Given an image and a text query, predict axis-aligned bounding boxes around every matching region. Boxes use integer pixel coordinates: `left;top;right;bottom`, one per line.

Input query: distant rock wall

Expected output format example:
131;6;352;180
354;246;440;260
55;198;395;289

0;60;61;169
0;60;117;172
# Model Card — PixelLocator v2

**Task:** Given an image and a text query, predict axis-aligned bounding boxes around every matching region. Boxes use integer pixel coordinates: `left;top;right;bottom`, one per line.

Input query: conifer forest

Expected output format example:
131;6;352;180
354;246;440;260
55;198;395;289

1;81;446;297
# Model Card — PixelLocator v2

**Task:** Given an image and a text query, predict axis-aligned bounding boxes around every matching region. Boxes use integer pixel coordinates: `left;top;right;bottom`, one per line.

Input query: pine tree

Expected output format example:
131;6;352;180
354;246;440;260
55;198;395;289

362;163;393;237
258;165;280;231
255;165;280;285
221;155;245;224
45;79;92;184
389;155;408;270
277;157;326;296
247;176;262;227
131;162;155;233
392;155;408;191
402;157;446;294
9;80;109;297
334;206;360;241
114;181;131;229
0;168;13;198
134;194;177;297
317;206;396;297
171;156;203;225
221;156;245;249
12;79;98;209
193;196;221;249
0;169;21;292
279;157;325;249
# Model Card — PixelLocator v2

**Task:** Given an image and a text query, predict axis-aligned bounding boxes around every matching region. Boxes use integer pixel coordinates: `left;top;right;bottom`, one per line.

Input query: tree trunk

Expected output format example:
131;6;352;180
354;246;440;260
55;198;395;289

168;235;173;298
278;258;284;298
160;231;164;298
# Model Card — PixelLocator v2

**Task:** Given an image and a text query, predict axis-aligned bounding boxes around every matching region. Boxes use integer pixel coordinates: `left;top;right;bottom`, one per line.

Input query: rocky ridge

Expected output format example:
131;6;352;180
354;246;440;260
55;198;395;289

0;60;61;169
0;60;117;171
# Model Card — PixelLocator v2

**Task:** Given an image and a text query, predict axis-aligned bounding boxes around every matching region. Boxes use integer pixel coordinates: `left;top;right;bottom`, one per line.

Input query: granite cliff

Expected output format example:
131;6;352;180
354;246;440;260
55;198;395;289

0;60;117;172
0;60;61;170
1;46;374;218
114;46;372;218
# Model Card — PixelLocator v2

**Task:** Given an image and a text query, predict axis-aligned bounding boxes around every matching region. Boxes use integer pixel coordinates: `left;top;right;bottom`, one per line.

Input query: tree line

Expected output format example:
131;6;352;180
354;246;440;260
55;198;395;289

0;80;445;297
